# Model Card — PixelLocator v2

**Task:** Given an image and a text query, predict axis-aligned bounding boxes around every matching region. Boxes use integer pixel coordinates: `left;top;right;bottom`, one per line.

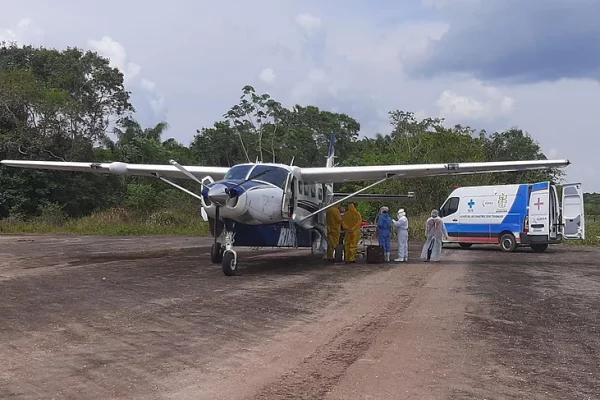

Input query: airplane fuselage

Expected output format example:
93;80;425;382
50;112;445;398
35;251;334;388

200;162;328;236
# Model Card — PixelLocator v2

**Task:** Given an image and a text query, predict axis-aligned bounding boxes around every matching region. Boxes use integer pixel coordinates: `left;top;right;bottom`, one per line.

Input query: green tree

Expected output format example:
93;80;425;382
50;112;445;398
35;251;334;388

0;42;133;218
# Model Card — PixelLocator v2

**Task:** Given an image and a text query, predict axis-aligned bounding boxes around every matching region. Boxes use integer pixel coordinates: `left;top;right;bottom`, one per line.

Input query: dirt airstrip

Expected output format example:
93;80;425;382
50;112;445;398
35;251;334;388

0;235;598;399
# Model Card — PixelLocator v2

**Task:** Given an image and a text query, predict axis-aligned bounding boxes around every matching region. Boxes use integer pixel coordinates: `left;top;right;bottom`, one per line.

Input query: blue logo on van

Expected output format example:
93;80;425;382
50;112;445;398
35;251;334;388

468;199;475;213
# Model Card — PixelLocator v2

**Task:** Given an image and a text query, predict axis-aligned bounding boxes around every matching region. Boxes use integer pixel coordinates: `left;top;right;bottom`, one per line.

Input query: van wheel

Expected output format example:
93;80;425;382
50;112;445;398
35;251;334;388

531;243;548;253
499;233;517;252
459;243;473;249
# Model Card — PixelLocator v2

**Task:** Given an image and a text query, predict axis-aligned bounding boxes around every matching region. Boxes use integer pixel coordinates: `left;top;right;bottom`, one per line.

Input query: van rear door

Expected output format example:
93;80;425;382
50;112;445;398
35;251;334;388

528;182;550;237
561;183;585;240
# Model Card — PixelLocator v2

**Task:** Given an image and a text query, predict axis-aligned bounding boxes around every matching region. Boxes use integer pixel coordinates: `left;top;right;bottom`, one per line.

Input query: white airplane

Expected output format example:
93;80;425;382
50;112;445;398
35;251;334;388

1;133;570;276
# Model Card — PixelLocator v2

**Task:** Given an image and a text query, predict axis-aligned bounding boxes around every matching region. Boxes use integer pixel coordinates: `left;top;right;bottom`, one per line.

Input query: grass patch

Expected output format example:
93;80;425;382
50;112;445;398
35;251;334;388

0;206;210;236
1;205;598;247
564;217;600;246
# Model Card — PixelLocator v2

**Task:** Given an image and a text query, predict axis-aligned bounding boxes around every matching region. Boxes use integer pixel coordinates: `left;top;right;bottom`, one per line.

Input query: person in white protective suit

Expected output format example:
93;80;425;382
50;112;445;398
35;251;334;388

392;208;409;262
420;209;448;262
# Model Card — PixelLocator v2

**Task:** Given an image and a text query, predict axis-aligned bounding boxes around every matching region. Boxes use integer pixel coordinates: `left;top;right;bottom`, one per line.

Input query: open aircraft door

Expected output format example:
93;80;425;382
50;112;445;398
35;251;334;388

561;183;585;240
281;172;294;218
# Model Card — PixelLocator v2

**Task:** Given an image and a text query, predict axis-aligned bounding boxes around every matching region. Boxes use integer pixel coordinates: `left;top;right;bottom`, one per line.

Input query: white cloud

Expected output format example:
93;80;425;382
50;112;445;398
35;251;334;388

87;36;166;122
435;83;515;121
259;68;276;85
87;36;141;82
140;78;156;91
0;17;43;45
1;2;599;191
294;13;321;35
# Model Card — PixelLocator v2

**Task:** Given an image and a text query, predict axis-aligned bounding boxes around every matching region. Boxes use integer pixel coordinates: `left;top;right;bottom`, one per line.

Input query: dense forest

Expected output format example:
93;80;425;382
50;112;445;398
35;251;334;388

0;42;593;230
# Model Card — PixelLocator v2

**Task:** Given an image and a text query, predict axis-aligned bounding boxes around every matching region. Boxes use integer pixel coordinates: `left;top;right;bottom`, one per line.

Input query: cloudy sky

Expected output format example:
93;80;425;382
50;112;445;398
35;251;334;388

2;0;599;191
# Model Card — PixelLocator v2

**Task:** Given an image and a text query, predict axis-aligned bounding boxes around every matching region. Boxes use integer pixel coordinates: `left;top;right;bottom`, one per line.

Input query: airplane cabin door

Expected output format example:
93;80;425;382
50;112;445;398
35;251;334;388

281;172;295;219
561;182;585;240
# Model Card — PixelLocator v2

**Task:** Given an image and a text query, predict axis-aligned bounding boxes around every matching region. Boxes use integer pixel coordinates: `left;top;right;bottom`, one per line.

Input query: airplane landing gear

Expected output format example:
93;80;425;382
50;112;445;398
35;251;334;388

211;242;223;263
221;231;239;276
222;251;237;276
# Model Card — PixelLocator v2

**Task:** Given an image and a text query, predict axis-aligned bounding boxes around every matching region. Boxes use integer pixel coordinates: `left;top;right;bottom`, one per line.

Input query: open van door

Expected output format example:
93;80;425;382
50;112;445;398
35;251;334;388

528;182;550;236
561;183;585;240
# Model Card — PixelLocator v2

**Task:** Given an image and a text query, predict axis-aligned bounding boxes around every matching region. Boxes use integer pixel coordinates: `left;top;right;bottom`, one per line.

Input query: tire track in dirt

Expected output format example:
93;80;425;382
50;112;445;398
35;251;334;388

249;265;438;400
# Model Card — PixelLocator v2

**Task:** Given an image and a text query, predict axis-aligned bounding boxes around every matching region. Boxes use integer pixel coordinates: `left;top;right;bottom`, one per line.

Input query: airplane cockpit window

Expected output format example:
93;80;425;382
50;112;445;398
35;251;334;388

249;165;289;188
224;165;253;180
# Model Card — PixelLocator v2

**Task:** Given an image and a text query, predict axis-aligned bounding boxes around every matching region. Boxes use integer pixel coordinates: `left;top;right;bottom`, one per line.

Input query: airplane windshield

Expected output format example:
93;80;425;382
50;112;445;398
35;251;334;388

249;165;289;188
224;165;253;180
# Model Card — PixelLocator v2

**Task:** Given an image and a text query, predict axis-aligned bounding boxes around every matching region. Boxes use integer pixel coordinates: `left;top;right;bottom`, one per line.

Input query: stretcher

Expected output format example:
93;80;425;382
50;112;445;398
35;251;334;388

357;223;377;259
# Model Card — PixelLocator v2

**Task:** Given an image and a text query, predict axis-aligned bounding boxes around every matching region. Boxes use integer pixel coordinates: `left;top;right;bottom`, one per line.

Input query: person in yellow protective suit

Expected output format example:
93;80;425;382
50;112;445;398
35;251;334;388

325;205;343;261
342;203;362;263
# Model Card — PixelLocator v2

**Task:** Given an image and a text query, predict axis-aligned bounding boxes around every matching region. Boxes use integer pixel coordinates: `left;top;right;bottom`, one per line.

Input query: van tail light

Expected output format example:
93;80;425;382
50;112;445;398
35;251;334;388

523;216;529;233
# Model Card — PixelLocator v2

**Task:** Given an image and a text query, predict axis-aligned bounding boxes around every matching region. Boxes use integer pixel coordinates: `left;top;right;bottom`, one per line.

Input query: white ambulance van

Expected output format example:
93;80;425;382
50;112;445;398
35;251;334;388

438;181;585;252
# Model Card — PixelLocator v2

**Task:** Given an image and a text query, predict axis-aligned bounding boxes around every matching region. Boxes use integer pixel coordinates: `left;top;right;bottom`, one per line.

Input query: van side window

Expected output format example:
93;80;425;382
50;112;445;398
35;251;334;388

441;197;460;216
447;197;460;215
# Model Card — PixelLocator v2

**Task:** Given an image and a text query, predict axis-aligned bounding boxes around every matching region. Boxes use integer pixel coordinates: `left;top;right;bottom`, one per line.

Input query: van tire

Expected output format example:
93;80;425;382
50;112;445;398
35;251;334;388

531;243;548;253
459;243;473;249
499;233;517;252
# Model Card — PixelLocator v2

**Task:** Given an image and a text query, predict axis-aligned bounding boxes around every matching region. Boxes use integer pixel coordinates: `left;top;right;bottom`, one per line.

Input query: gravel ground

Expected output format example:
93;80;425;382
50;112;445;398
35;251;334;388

0;234;598;400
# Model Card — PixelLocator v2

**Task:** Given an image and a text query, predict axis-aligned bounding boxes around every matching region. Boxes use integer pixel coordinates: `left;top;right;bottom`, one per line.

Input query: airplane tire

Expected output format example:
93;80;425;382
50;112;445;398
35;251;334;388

531;243;548;253
222;251;238;276
499;233;517;252
211;242;223;264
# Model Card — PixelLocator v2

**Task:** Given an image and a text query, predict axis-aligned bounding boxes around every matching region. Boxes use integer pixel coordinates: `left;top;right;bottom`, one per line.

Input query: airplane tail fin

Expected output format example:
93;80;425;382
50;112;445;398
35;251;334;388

326;132;335;168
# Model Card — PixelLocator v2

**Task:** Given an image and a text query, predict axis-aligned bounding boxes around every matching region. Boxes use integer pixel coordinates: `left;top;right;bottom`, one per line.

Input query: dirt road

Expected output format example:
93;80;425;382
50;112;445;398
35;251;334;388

0;235;598;399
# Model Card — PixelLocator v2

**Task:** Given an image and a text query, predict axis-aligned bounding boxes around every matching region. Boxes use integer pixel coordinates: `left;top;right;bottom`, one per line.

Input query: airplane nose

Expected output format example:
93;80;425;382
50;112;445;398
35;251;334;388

207;184;229;206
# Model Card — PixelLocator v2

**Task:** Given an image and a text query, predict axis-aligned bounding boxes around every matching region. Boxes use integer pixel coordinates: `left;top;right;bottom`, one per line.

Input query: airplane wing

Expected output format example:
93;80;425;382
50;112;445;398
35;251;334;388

332;193;415;202
299;159;570;183
0;160;230;181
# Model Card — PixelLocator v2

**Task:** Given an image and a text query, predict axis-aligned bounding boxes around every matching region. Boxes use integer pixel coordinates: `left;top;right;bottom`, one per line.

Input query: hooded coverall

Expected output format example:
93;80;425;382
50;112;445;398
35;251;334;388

342;203;362;262
393;214;409;262
420;211;448;262
325;206;343;260
377;212;393;258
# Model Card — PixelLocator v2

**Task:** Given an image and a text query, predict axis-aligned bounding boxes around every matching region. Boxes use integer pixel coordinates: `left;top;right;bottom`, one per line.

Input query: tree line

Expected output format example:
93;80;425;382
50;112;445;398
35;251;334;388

0;42;565;223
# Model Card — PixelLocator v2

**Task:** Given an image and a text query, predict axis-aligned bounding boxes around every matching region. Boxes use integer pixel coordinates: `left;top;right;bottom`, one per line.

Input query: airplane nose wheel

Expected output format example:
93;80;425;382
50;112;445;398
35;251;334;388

222;251;237;276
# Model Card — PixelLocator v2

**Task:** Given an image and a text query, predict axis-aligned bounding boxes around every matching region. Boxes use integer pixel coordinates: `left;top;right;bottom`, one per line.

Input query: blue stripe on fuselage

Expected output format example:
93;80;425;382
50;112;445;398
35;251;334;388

444;184;529;235
223;220;314;247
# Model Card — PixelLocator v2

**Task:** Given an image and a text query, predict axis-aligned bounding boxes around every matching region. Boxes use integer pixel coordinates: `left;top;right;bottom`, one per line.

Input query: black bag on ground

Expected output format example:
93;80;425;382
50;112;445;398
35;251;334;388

366;245;384;264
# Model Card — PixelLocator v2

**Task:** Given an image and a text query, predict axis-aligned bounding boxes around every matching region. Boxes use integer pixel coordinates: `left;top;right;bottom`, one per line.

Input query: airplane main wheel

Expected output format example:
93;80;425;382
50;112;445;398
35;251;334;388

211;242;223;264
222;251;238;276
